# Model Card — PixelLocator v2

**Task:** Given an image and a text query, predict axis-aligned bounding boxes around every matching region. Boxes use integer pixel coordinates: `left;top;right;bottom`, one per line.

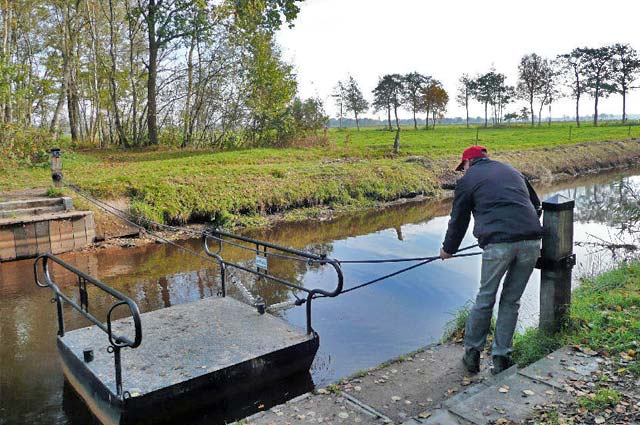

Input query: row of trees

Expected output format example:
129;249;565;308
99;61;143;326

0;0;332;150
456;44;640;129
334;73;450;132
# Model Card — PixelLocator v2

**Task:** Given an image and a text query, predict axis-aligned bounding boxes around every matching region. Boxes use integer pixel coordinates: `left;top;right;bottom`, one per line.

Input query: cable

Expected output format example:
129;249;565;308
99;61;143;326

337;244;480;264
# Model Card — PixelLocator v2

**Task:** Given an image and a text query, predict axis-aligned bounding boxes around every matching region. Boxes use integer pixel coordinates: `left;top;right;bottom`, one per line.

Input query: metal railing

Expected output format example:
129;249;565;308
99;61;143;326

34;253;142;398
202;229;344;334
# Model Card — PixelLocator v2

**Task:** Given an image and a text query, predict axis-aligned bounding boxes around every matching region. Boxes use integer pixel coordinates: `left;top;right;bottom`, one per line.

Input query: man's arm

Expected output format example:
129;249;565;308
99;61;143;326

442;180;472;255
525;179;542;218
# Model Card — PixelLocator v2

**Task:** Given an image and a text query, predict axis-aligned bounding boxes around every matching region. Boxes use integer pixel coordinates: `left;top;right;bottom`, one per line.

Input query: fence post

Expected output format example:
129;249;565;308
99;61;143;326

538;194;576;333
50;148;63;188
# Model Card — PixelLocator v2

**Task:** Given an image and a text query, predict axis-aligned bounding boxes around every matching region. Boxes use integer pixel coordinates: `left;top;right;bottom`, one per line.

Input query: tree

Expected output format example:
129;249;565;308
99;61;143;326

422;80;447;129
372;74;403;132
456;74;473;128
343;76;368;131
472;70;511;127
517;53;546;127
332;81;345;129
428;84;448;129
402;72;430;129
539;60;562;126
581;46;615;127
559;48;588;127
611;43;640;123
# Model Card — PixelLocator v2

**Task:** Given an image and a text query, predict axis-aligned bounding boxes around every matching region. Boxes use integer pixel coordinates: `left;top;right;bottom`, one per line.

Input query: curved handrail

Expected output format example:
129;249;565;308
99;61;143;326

202;230;344;333
34;253;142;349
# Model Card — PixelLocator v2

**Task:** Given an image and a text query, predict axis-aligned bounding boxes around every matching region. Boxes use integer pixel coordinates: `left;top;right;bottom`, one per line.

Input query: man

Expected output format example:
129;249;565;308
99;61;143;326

440;146;542;375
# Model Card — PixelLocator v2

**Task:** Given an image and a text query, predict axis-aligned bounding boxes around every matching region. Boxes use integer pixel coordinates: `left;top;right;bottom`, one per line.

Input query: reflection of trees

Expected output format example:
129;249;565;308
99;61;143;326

557;177;631;226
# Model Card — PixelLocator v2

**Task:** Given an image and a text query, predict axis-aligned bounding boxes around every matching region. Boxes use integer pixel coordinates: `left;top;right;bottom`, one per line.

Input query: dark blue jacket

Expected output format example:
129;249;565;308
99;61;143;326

443;158;543;253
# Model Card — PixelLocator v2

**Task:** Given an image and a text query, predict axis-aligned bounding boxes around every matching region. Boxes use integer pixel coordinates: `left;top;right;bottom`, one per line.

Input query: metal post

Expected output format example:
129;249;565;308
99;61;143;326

113;345;123;396
538;194;576;333
50;148;63;188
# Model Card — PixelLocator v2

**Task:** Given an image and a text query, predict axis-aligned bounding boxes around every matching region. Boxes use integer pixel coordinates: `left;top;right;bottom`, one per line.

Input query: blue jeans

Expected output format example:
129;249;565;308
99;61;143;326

464;239;540;357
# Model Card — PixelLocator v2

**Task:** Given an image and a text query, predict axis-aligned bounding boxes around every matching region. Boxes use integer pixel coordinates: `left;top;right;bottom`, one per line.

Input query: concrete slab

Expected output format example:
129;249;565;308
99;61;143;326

448;373;568;425
416;409;469;424
338;344;491;424
59;296;318;424
0;210;92;226
518;346;600;390
246;392;388;425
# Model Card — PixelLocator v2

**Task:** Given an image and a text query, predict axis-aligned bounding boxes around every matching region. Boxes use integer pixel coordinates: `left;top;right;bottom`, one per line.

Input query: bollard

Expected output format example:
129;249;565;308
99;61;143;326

50;148;63;188
537;194;576;333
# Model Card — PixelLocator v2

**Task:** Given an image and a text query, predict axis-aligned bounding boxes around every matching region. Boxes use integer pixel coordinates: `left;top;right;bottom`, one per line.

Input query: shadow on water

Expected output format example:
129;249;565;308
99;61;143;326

1;167;639;424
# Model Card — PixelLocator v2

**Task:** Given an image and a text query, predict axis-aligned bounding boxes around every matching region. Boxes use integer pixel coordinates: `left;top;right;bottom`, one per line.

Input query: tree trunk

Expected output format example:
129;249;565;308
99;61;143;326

594;86;599;127
146;0;158;145
465;100;469;128
50;85;66;133
574;71;581;128
355;111;359;130
107;0;128;147
622;89;627;123
182;35;195;148
537;103;544;127
413;109;417;130
394;105;399;130
530;97;535;127
393;128;400;154
386;106;391;130
484;102;488;128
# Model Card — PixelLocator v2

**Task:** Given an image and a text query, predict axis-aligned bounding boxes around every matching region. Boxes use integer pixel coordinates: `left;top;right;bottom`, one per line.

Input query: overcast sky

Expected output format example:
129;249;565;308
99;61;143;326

276;0;640;120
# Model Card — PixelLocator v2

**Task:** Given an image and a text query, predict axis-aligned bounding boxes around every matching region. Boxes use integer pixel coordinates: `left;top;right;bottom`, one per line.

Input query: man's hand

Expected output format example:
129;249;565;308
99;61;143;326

440;248;453;260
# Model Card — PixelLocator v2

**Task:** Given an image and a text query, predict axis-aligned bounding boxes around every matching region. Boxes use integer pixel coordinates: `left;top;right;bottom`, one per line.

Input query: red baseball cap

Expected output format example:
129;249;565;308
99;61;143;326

455;145;488;171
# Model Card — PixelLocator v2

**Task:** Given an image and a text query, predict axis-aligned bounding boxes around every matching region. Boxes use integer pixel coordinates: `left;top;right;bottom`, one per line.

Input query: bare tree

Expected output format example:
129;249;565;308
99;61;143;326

456;74;473;128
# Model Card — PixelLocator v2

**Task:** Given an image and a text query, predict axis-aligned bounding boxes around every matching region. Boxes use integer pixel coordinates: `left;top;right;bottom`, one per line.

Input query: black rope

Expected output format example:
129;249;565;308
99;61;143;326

331;251;481;296
337;244;480;264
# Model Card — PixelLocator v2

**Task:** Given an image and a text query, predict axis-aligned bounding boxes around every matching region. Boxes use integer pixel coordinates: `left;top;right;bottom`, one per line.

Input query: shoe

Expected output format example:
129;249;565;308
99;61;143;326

462;348;480;374
492;355;514;375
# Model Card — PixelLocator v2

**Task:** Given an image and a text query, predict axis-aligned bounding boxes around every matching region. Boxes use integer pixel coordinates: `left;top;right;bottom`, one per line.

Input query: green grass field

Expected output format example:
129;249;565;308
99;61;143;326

2;122;639;225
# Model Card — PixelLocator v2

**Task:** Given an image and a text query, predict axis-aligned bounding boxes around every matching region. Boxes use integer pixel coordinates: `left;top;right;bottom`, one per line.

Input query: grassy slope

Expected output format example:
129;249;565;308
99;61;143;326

1;122;640;225
513;262;640;375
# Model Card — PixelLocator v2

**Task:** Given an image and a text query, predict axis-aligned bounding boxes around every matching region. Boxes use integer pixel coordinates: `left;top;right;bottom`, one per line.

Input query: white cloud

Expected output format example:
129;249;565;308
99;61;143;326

277;0;640;120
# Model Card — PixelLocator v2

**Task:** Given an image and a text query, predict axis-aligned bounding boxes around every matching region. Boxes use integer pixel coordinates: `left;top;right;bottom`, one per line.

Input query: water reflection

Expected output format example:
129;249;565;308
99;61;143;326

1;168;639;424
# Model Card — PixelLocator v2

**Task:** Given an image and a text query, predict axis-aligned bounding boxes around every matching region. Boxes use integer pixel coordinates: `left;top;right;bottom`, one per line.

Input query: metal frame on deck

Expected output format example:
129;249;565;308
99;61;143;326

202;229;344;334
34;253;142;398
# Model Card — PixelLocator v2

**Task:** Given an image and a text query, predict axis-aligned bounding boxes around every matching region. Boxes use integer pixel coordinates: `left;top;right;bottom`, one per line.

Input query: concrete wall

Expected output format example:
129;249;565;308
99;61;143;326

0;212;95;262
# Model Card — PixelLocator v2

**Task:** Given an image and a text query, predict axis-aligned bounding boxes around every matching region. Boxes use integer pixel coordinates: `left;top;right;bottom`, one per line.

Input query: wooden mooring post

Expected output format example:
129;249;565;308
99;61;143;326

50;148;63;188
538;194;576;333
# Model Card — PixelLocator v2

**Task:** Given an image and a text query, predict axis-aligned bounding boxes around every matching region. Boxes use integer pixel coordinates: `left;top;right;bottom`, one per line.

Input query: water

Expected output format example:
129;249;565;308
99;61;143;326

1;168;638;424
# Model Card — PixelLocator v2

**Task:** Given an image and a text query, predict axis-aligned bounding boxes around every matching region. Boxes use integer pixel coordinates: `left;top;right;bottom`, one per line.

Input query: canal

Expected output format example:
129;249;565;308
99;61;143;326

1;168;638;424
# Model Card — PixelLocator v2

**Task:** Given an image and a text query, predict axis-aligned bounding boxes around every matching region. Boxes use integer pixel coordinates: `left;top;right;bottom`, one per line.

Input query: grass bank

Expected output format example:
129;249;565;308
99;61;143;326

512;261;640;374
2;123;640;228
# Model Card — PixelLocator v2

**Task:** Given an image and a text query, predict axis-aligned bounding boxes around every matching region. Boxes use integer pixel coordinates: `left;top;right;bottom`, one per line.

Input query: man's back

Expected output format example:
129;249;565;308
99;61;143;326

443;158;542;252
